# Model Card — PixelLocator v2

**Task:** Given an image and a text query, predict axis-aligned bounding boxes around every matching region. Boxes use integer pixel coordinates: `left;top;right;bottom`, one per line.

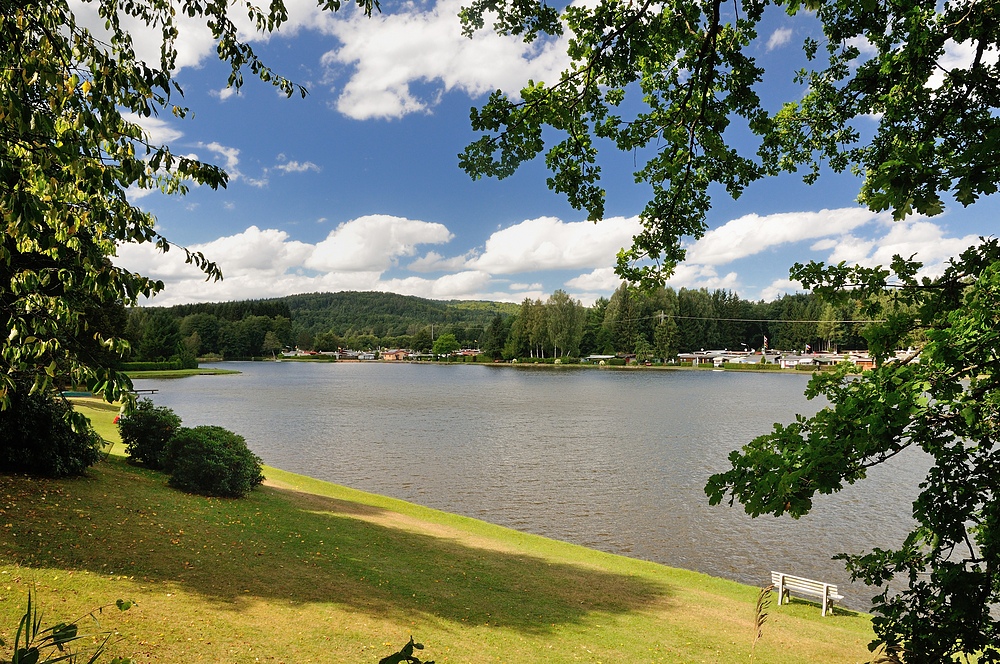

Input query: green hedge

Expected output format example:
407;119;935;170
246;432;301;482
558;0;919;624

721;362;782;370
122;360;184;371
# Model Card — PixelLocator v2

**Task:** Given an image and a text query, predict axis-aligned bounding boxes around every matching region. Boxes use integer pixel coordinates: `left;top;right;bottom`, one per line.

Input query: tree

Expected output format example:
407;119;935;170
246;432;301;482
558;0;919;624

1;0;376;409
481;314;509;360
262;330;283;357
546;289;583;357
525;298;549;358
816;303;841;352
653;317;678;363
138;311;182;362
604;284;637;354
313;330;342;353
463;0;1000;659
708;242;1000;662
633;335;652;364
432;333;460;357
411;327;433;353
579;296;609;356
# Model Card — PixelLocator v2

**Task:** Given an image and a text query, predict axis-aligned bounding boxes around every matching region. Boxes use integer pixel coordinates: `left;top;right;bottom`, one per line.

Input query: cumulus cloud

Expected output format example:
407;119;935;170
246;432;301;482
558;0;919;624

111;202;988;310
122;113;184;145
759;278;804;302
114;216;457;305
926;38;1000;89
113;212;636;307
766;27;793;51
320;0;570;119
666;263;740;291
69;0;337;74
686;207;883;265
821;219;980;278
408;250;473;273
565;267;621;292
306;215;453;271
469;215;641;274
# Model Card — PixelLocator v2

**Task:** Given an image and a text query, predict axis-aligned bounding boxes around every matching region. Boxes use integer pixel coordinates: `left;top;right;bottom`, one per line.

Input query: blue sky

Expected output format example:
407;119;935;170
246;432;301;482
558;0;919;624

108;0;999;307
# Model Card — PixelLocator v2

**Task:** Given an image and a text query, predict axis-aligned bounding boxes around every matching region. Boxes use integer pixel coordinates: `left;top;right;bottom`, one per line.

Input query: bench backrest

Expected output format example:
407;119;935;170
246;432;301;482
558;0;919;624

771;572;838;596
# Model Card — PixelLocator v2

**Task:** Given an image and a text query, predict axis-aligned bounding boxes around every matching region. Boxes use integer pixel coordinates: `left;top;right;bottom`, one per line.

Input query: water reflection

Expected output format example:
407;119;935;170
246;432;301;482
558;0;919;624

135;362;927;610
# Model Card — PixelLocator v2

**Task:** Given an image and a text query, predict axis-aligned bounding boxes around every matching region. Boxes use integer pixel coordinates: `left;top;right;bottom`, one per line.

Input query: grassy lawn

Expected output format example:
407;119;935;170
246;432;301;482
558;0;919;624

124;368;241;379
0;404;877;663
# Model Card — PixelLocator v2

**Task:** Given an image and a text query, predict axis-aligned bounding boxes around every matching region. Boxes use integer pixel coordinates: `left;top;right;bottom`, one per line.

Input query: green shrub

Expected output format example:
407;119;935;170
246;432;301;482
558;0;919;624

117;398;182;469
121;360;184;371
0;387;102;477
165;426;264;498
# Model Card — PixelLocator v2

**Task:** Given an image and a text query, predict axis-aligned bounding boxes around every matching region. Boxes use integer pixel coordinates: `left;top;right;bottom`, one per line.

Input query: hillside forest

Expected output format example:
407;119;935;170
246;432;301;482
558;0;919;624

120;286;880;366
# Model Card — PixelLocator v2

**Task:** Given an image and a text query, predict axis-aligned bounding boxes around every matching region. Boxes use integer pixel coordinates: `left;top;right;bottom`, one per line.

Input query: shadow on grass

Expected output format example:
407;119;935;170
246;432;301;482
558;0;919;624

0;459;668;634
778;597;865;620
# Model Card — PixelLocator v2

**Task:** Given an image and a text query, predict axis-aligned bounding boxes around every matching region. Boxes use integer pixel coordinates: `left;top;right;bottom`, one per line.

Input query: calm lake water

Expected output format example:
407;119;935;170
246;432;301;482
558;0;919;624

135;361;927;610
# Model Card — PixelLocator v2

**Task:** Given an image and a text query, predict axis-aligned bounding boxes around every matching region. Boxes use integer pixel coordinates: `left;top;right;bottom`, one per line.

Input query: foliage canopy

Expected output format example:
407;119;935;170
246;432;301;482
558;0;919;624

0;0;376;409
460;0;1000;285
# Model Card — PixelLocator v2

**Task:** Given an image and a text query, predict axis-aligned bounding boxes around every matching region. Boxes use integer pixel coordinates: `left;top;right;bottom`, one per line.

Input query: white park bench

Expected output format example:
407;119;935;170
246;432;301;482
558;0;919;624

771;571;844;617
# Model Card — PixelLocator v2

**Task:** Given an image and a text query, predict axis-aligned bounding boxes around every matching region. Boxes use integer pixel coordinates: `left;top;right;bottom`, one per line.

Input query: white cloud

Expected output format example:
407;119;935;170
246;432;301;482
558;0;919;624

821;219;980;279
69;0;338;74
665;263;740;291
274;160;321;174
408;250;473;272
381;270;494;299
321;0;570;119
766;27;793;51
306;214;454;272
198;142;270;187
122;113;183;144
114;217;456;305
565;267;621;292
510;282;542;291
211;87;239;101
924;39;998;89
470;215;641;274
201;142;241;173
759;278;804;302
686;207;883;265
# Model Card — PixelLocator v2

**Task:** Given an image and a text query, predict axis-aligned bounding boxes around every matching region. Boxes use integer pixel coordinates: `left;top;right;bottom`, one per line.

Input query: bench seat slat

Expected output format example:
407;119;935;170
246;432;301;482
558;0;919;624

770;571;843;616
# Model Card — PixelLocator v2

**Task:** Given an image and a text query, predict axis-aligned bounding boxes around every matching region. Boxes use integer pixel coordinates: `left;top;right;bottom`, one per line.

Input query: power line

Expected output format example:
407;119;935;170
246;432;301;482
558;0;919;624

623;312;882;324
661;314;880;324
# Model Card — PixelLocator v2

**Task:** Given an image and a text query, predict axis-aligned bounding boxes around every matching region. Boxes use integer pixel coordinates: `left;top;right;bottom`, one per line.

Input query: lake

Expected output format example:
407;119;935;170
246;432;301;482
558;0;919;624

134;361;927;610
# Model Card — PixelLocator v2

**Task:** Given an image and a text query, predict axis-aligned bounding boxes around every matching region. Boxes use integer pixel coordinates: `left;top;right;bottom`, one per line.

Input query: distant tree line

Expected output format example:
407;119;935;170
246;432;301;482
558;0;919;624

122;288;879;363
478;285;872;362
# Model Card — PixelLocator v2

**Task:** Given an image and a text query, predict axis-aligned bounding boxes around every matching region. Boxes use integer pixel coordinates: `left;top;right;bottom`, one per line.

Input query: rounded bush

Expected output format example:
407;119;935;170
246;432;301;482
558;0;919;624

164;426;264;497
117;398;182;469
0;389;102;477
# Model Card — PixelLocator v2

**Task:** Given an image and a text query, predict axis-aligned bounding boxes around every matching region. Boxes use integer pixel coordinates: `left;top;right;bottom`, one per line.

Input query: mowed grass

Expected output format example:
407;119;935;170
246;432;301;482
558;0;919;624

125;368;241;379
0;404;877;663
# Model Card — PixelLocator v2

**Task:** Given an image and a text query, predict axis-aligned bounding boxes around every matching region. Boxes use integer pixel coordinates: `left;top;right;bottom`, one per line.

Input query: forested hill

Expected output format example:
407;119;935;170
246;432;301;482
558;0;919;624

160;291;519;337
279;292;519;336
